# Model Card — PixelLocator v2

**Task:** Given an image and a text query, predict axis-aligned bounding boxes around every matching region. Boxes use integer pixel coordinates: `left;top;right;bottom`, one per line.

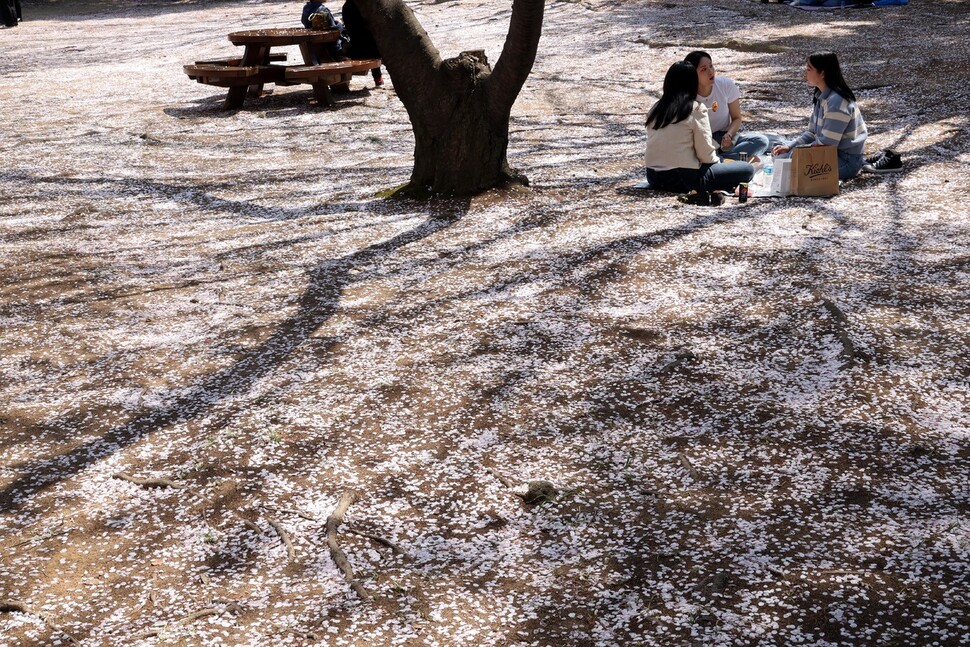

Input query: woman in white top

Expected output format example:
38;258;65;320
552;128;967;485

684;50;769;161
645;62;754;196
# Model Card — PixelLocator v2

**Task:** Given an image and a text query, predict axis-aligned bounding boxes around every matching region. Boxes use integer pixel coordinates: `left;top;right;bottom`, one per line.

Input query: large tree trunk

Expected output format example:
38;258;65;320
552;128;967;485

409;51;514;194
355;0;545;195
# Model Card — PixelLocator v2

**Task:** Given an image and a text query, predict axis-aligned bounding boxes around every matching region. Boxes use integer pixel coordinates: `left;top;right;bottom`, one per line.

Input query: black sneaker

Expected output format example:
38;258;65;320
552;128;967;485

863;149;902;174
864;150;886;165
677;191;722;206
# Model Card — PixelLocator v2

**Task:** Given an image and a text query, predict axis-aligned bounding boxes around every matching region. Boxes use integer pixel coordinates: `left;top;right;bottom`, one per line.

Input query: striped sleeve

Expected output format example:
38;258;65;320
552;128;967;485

792;102;823;147
792;93;867;155
815;94;854;147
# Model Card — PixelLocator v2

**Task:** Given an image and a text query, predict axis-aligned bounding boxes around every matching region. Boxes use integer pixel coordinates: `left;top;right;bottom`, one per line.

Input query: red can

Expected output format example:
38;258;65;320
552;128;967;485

738;183;749;203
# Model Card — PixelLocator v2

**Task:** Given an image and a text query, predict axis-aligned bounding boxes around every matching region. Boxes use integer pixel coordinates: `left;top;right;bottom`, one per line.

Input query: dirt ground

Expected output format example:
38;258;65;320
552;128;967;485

1;0;969;645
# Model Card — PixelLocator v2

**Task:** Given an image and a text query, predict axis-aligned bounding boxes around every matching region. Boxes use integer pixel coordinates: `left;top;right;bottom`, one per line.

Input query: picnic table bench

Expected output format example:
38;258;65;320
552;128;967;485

183;28;381;109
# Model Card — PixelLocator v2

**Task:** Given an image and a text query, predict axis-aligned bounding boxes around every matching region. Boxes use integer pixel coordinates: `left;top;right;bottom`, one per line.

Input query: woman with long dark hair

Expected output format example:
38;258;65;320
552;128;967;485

684;50;769;161
771;51;868;179
645;62;754;199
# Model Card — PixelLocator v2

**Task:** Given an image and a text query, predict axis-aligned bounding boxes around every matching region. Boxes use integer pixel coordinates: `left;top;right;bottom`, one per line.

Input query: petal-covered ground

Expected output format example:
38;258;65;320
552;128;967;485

1;0;968;645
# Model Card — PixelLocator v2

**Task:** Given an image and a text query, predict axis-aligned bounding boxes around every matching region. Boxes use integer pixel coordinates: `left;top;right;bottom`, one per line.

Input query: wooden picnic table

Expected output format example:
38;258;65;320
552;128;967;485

184;27;380;109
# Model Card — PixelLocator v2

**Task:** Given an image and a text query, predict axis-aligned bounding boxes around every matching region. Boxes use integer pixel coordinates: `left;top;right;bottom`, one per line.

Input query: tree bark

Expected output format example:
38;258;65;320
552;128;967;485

355;0;545;195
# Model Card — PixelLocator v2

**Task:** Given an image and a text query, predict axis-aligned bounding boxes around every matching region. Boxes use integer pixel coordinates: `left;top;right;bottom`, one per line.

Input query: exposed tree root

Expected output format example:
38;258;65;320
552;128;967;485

0;600;79;644
261;506;407;559
659;349;697;375
236;515;262;534
112;472;183;488
131;606;231;641
678;452;702;482
10;527;72;549
814;290;859;368
266;517;295;560
326;492;372;601
638;38;787;54
282;627;321;640
208;501;262;535
178;607;223;624
767;565;789;579
345;526;408;557
263;505;319;522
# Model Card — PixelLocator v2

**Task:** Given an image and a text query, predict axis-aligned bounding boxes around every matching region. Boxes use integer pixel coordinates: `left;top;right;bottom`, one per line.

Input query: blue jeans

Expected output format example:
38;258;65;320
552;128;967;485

647;162;755;194
713;130;770;161
837;150;864;179
793;0;866;6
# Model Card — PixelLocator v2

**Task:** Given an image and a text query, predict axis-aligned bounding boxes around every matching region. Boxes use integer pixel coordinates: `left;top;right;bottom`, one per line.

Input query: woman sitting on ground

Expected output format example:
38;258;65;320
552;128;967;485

645;62;754;199
684;50;769;162
771;51;868;180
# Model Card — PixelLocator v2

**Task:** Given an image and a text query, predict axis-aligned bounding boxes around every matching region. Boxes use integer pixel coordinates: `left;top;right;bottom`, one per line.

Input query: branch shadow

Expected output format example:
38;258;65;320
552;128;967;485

0;195;470;512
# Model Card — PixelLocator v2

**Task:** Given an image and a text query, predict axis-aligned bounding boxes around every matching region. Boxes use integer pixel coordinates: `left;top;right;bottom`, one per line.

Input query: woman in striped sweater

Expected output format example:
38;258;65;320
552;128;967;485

771;52;868;180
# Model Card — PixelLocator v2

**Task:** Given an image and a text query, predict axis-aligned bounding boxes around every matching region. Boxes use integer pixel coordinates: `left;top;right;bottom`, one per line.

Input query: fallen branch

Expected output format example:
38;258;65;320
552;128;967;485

113;472;183;489
326;492;372;600
266;517;295;560
345;526;408;557
262;504;408;558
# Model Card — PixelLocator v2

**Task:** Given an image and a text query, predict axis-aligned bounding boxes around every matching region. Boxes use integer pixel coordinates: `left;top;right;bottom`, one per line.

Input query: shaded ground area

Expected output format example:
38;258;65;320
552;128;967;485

1;0;969;645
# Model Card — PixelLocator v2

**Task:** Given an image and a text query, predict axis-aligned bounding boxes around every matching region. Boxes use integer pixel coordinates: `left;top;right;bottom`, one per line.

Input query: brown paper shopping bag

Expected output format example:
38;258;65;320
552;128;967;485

791;145;839;197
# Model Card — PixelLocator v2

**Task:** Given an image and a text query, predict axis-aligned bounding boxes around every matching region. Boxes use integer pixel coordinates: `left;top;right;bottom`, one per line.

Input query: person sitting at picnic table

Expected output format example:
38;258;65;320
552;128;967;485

645;62;754;202
301;0;348;59
770;51;868;180
684;50;769;162
342;0;384;87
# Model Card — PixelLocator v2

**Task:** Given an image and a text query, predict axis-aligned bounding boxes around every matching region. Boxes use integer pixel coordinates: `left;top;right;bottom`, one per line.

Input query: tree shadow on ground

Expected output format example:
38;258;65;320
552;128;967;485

0;181;777;513
0;185;469;511
164;86;376;119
